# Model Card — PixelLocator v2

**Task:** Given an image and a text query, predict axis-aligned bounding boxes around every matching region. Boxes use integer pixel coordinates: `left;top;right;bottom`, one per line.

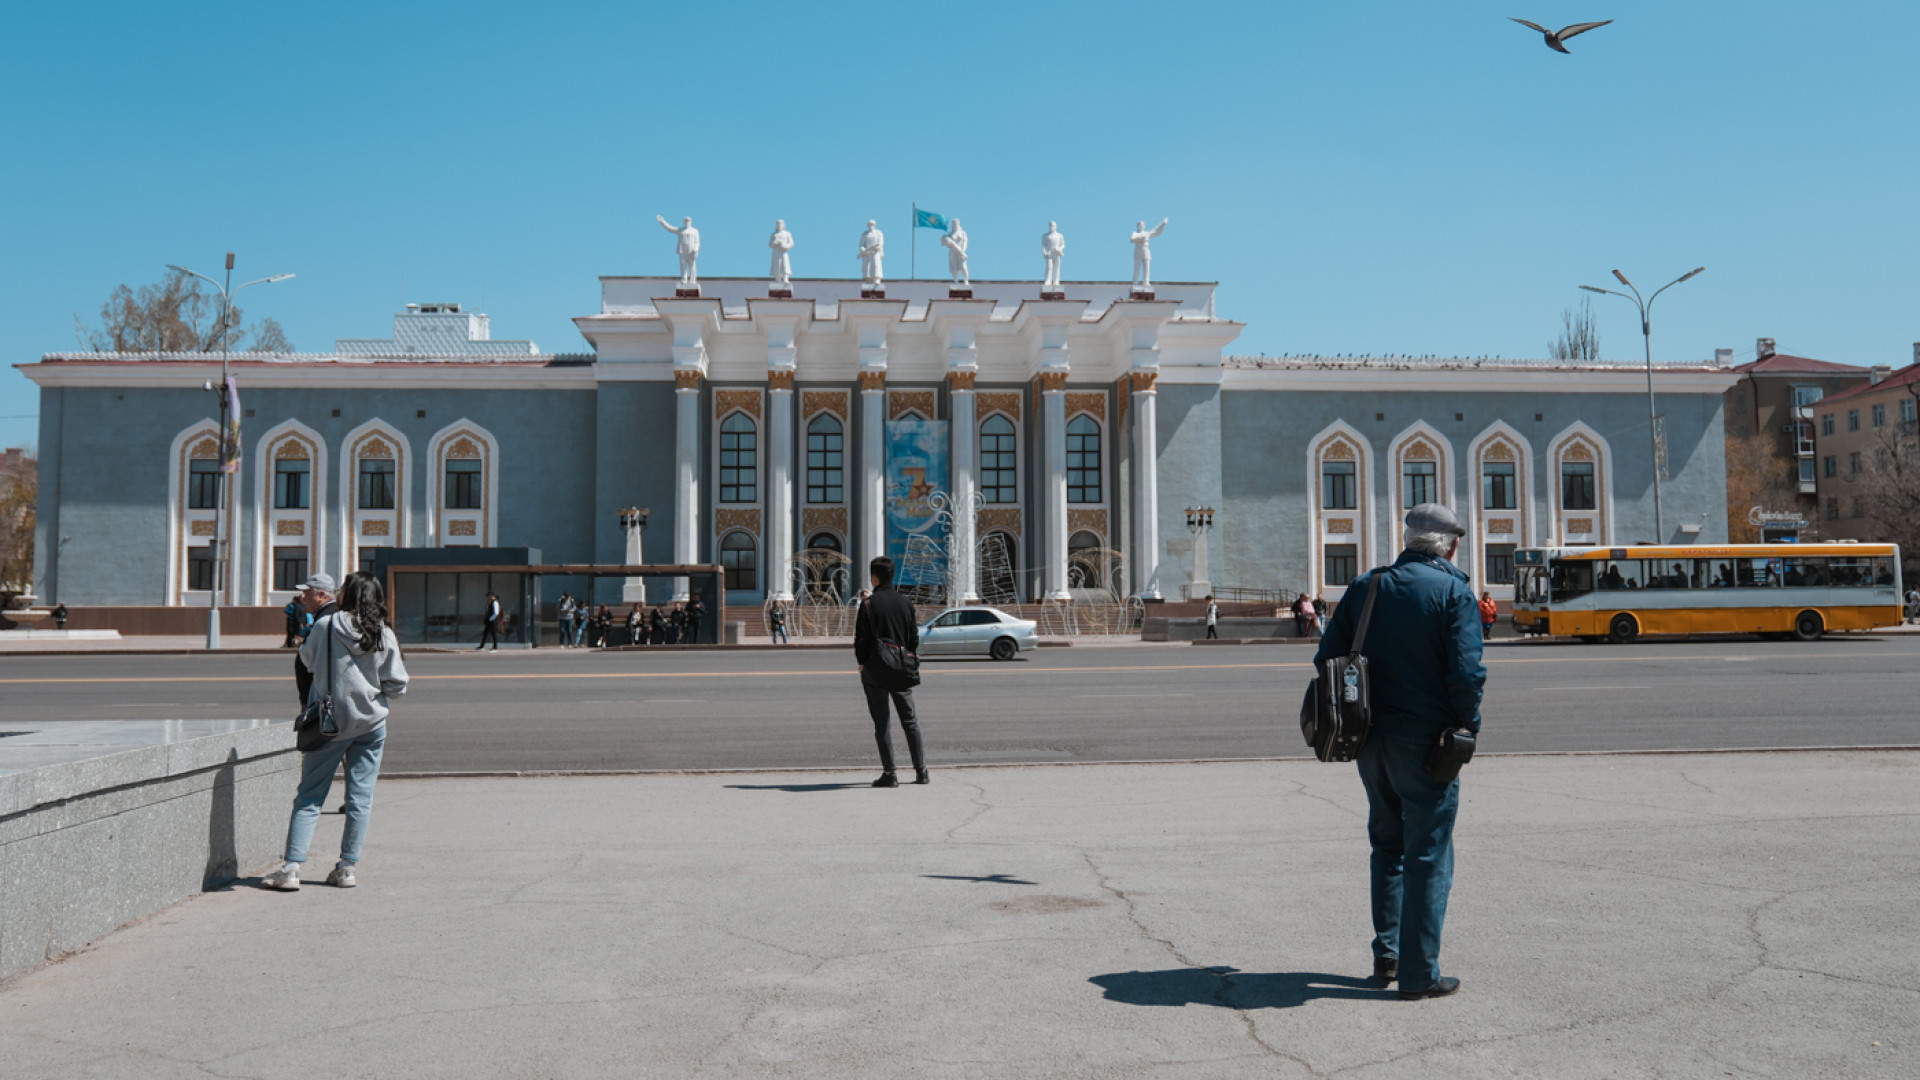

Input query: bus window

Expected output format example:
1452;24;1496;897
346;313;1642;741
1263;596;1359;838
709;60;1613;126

1782;557;1826;587
1734;558;1777;587
1829;558;1874;587
1644;560;1700;589
1873;557;1895;586
1549;560;1594;600
1517;567;1549;604
1594;561;1631;590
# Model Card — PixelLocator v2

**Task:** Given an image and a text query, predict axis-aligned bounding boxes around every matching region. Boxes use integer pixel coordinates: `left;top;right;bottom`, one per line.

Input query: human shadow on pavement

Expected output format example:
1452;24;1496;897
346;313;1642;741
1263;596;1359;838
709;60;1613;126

1089;967;1394;1009
723;782;867;792
921;873;1037;885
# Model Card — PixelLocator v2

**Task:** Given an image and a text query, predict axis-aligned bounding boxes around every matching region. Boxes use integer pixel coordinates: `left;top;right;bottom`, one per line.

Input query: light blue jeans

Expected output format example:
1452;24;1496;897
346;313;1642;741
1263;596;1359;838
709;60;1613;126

284;724;387;866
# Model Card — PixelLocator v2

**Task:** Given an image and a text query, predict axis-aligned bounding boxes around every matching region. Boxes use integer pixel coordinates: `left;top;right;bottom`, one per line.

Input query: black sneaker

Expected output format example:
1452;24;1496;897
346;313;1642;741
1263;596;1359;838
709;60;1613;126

913;771;930;785
1372;957;1398;983
1399;976;1461;1000
872;773;900;788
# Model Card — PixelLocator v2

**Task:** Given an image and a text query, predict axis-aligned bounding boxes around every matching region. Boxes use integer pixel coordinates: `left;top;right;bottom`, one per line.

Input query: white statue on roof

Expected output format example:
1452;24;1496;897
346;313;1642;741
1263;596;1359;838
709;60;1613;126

1040;221;1065;294
941;219;970;287
656;215;699;288
768;220;794;289
1130;218;1168;291
857;220;885;290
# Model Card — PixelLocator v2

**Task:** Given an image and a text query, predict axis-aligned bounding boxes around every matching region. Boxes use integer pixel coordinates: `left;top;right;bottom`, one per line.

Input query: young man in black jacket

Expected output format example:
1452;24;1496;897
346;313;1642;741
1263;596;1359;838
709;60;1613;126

853;556;928;787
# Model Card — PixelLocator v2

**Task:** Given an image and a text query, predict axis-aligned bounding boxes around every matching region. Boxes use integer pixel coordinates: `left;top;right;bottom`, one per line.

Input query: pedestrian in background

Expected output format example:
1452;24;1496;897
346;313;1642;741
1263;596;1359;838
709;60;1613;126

265;571;409;892
52;602;68;631
769;600;789;644
477;591;502;651
592;604;612;649
282;596;305;648
1478;590;1498;641
558;591;578;648
1292;593;1314;639
1314;592;1328;637
1204;595;1220;640
649;605;666;645
1313;503;1486;1000
854;556;927;787
1907;586;1918;625
626;604;643;646
293;574;338;707
668;603;685;645
688;593;705;644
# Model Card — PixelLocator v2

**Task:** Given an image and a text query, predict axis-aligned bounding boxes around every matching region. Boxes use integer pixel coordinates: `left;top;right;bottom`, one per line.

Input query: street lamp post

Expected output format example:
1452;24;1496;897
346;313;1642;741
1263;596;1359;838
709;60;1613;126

1184;506;1215;601
1580;266;1704;542
619;506;650;602
168;254;295;649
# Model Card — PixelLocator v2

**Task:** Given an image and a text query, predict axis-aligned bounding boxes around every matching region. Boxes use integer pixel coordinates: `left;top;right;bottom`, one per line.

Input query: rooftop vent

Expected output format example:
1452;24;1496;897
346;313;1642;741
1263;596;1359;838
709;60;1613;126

1872;365;1892;385
1912;342;1920;368
414;303;462;314
1714;347;1733;367
1757;337;1776;359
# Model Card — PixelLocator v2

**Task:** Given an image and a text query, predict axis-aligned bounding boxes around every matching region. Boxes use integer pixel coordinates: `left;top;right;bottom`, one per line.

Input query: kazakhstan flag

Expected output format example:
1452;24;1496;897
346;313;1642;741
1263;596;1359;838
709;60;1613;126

914;208;949;230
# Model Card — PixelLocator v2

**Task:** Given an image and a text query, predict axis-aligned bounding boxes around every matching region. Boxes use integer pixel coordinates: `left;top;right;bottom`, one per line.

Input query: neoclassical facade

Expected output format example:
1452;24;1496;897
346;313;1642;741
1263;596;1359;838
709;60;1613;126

23;280;1740;610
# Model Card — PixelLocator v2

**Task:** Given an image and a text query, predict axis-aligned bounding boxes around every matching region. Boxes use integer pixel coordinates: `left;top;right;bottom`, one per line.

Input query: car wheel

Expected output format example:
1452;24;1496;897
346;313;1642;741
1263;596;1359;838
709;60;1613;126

1607;614;1639;644
990;636;1018;661
1792;610;1824;642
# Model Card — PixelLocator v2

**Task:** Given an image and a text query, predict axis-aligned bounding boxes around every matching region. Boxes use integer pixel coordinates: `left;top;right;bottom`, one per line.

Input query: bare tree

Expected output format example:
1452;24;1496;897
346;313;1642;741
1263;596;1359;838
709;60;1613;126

1548;296;1602;361
73;268;293;353
1724;432;1819;542
0;451;34;596
1844;419;1920;562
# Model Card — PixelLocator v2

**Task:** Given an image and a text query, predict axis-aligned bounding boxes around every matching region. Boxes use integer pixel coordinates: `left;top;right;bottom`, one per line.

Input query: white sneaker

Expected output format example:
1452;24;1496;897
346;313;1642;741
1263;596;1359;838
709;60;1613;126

326;864;356;888
262;866;301;891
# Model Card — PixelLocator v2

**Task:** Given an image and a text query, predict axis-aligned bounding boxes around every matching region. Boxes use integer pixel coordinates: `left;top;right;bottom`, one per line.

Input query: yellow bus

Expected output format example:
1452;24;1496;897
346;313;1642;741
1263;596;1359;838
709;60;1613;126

1511;543;1903;643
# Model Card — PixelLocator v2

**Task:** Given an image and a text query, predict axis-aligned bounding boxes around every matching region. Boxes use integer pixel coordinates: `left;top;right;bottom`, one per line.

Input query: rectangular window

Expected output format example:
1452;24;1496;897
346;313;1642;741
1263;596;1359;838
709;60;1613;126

1481;462;1517;510
1066;420;1103;504
357;459;396;510
445;459;482;509
1560;462;1597;510
980;421;1019;504
1825;497;1838;520
1485;544;1516;585
1791;385;1823;411
805;425;843;504
1821;414;1835;436
1873;403;1887;427
1823;456;1836;478
1903;399;1917;425
187;546;215;591
719;418;758;504
1324;544;1358;587
273;546;309;592
1401;461;1437;508
188;460;221;510
1851;497;1863;518
1848;409;1860;431
1849;451;1861;475
358;550;380;576
1799;458;1815;484
1322;461;1356;510
273;458;310;510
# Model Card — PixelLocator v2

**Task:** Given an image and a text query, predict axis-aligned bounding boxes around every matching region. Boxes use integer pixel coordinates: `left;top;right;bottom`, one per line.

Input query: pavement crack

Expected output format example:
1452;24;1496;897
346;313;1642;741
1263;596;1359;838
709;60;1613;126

945;779;993;842
1677;770;1716;796
499;852;585;905
1279;777;1366;821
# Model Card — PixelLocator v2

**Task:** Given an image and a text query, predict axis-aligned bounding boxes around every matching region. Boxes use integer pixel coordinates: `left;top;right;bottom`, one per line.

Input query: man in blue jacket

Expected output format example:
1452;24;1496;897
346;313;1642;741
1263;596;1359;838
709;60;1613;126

1314;503;1486;1000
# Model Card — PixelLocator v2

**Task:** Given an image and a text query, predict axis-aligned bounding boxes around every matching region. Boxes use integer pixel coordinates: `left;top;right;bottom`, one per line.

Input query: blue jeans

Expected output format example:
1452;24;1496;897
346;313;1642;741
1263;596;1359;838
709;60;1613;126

1357;731;1460;991
284;724;387;866
771;623;788;644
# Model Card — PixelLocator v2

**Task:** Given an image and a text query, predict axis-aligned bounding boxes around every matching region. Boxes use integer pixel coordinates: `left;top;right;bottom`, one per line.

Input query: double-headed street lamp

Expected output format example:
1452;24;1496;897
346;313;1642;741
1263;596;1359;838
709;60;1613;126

619;507;650;602
1184;506;1215;601
167;253;295;649
1579;266;1704;542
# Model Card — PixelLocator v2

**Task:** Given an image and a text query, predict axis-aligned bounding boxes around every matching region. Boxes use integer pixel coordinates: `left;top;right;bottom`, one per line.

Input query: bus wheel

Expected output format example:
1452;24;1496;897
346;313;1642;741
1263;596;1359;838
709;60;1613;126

1608;614;1640;644
1793;611;1825;642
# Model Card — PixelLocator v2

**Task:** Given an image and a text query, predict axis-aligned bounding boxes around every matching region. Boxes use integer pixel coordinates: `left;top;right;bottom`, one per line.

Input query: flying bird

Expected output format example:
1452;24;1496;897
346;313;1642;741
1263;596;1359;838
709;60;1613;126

1510;17;1613;53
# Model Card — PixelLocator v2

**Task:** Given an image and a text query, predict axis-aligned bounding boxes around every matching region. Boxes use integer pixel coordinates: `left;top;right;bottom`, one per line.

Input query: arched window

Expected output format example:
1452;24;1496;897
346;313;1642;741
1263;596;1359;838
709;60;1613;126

253;421;326;604
806;531;842;555
806;414;843;504
720;531;758;591
1067;530;1103;588
1067;415;1101;504
428;420;497;547
720;412;757;504
981;415;1017;504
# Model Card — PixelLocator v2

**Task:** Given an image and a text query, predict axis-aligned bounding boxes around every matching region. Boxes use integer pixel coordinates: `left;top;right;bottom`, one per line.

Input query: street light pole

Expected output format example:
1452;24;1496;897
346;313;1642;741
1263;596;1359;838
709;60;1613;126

1580;266;1704;542
168;255;295;649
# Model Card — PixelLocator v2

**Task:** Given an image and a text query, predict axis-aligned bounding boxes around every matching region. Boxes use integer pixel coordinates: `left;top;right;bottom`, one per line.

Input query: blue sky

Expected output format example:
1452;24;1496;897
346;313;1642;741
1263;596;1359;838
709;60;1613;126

4;0;1917;450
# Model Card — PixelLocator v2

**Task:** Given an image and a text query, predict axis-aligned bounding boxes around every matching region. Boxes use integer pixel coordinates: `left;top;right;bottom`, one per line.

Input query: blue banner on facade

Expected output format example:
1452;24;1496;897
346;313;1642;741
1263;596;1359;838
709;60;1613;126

885;419;949;584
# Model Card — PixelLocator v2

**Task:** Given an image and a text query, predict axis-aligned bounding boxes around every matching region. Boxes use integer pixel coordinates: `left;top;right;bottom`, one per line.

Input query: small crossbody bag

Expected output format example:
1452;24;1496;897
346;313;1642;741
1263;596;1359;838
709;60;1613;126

294;616;340;753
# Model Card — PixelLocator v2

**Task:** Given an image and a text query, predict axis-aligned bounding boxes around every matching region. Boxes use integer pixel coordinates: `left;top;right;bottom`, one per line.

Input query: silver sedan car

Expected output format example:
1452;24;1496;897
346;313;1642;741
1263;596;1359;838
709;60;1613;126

917;606;1039;660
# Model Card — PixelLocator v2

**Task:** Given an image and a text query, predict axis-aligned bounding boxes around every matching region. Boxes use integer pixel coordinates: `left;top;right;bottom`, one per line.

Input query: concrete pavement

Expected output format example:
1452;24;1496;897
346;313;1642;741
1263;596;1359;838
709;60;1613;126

2;750;1915;1078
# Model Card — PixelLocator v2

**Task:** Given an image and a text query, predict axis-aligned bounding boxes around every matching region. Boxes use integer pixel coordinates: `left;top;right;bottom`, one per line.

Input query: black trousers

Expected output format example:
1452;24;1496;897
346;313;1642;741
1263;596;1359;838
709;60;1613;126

478;621;500;649
863;679;925;774
1205;624;1219;639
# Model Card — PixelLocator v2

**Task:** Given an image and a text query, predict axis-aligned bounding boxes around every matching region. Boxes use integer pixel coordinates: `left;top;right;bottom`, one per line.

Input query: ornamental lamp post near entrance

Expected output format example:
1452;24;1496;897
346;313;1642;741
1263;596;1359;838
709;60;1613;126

1580;266;1704;547
1184;506;1215;601
168;254;294;650
619;506;650;602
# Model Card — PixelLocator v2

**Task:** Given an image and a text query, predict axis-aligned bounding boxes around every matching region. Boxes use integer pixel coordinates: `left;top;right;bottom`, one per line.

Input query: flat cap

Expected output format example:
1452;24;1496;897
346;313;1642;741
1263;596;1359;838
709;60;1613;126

1405;502;1467;537
299;572;338;593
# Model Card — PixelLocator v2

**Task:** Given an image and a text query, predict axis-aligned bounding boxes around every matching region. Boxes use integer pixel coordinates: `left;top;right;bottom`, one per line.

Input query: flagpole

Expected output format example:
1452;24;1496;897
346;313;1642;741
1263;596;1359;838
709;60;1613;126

911;203;917;282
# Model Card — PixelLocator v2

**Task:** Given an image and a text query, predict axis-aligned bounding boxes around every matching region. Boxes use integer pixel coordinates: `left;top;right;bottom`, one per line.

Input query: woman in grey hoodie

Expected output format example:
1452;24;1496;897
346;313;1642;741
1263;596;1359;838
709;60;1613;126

265;571;409;891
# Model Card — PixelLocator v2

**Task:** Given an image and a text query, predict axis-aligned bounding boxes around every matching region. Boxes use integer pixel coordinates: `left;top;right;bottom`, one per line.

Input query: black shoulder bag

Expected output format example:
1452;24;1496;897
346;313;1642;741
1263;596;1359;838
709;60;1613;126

1299;570;1385;762
862;600;921;689
294;616;341;753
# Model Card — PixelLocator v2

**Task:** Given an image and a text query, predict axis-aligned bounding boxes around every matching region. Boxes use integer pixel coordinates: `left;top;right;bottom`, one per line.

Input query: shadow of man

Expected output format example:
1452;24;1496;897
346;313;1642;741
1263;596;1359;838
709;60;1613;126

1089;967;1395;1009
202;747;240;890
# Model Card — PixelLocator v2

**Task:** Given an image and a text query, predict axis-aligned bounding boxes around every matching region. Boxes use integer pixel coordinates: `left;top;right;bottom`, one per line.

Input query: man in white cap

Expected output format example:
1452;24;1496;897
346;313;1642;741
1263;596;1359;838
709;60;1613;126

1312;502;1486;1000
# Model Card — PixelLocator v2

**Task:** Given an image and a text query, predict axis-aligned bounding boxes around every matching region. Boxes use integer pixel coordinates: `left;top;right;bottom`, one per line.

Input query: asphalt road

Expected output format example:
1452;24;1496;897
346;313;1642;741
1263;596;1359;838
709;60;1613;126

1;637;1915;773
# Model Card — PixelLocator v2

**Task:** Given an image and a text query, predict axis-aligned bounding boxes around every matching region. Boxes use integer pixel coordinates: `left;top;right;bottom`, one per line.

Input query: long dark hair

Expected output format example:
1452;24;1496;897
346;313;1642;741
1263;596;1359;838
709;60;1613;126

338;572;389;654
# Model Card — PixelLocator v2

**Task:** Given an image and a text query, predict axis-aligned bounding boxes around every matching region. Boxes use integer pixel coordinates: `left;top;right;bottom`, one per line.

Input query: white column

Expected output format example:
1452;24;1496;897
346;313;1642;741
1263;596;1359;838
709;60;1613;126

673;374;701;602
767;373;795;602
949;374;979;602
860;375;886;578
1132;374;1162;599
1042;377;1070;600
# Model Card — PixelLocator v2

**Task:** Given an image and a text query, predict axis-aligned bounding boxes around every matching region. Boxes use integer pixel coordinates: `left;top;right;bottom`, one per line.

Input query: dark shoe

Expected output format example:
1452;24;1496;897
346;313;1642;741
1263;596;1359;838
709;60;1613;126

1372;957;1398;983
913;770;930;785
872;773;899;788
1399;976;1461;1000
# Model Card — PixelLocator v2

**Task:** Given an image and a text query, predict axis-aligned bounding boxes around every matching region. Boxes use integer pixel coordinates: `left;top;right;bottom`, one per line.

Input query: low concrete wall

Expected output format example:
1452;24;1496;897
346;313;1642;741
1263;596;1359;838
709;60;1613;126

0;721;298;984
1143;617;1304;641
12;607;288;635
